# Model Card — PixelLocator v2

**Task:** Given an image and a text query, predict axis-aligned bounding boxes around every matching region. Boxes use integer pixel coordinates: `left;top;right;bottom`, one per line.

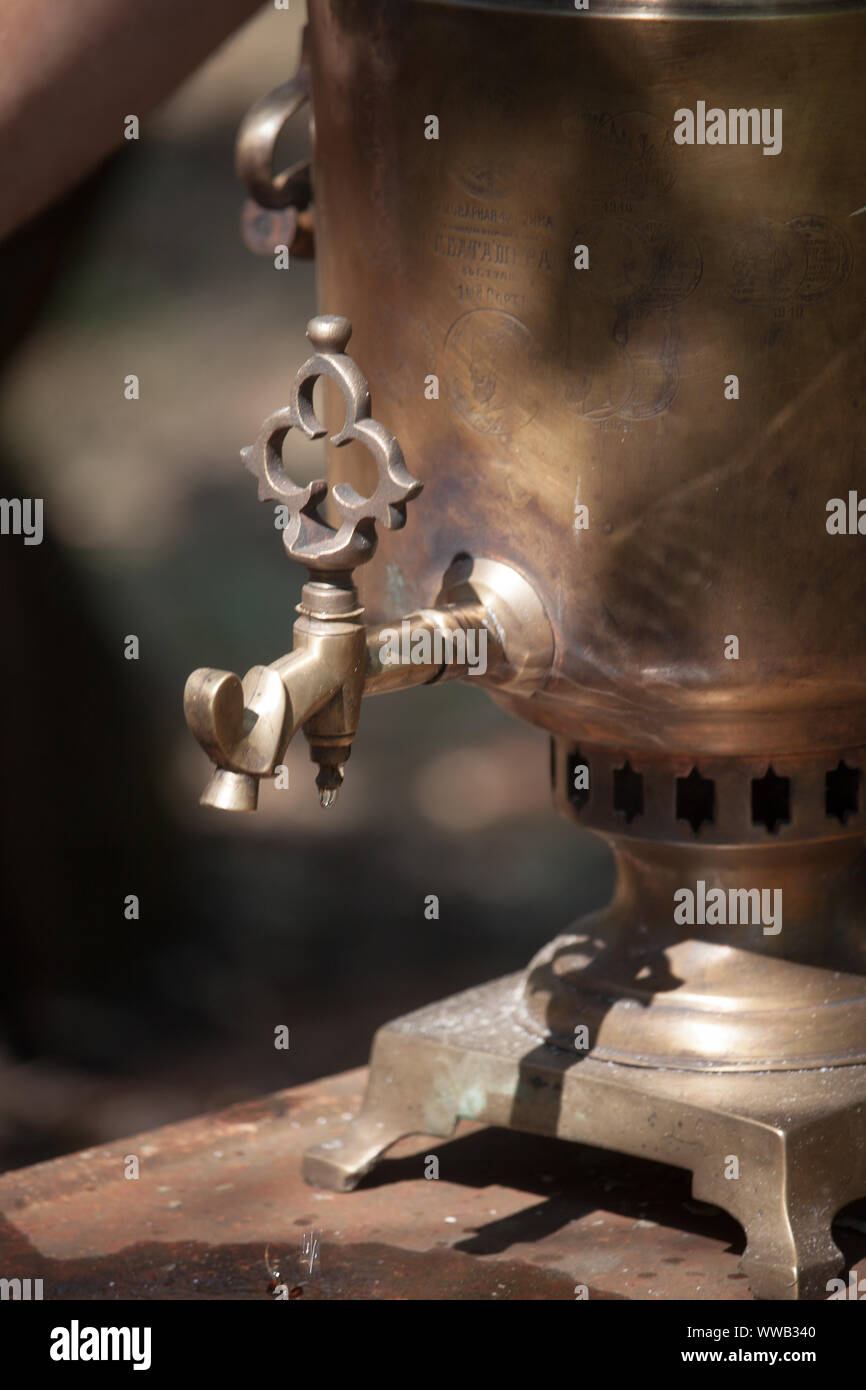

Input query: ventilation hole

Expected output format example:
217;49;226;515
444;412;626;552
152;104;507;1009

751;766;790;834
826;761;860;825
676;767;715;834
567;749;590;812
613;759;643;824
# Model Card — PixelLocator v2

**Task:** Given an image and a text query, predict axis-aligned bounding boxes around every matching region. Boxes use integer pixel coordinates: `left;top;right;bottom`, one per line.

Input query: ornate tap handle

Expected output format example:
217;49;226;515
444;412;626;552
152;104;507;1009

242;315;423;574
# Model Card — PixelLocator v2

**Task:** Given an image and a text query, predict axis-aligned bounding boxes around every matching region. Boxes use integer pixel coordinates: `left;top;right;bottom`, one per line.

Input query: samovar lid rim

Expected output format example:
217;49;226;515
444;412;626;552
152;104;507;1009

425;0;864;17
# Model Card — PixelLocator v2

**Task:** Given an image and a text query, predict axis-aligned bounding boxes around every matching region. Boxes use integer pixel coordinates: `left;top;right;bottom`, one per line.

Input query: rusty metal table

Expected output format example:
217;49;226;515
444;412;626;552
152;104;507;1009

1;1068;864;1300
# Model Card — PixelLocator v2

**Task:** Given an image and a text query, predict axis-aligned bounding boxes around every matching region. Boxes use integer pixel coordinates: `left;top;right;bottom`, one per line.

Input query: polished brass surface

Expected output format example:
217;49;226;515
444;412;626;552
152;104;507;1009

519;837;866;1070
436;555;554;695
186;0;866;1298
310;1;866;757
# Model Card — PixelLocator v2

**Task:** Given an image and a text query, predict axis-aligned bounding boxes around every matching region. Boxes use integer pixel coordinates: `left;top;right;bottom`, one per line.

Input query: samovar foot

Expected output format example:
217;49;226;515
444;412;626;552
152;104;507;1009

729;1207;846;1303
688;1107;865;1301
302;1056;460;1191
303;973;866;1300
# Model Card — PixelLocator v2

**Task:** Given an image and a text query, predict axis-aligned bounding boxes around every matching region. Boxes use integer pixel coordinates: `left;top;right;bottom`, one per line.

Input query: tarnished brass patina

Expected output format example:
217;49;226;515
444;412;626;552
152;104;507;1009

187;0;866;1298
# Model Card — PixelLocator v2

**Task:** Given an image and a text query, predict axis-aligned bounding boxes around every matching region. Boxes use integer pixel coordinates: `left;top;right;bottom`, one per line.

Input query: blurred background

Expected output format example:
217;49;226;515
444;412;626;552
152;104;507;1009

0;3;611;1172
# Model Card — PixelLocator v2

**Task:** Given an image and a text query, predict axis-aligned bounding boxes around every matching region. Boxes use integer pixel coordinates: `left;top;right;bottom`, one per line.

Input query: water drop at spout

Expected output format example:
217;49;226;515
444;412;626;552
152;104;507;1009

319;787;339;809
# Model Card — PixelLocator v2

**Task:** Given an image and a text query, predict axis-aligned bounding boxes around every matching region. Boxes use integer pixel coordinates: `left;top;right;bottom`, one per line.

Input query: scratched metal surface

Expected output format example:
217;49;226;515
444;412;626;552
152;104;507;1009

0;1068;864;1300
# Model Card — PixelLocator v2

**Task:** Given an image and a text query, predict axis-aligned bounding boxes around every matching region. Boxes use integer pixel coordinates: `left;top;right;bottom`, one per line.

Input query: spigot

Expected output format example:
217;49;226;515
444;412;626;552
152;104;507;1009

185;314;421;809
185;315;554;811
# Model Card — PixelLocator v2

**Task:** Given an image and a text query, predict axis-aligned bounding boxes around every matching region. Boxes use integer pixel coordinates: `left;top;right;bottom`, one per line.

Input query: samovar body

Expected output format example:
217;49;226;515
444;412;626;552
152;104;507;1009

313;0;866;759
188;0;866;1299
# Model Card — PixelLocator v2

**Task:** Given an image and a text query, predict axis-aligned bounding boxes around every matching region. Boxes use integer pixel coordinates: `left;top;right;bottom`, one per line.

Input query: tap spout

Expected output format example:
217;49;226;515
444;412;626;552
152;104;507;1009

185;578;367;811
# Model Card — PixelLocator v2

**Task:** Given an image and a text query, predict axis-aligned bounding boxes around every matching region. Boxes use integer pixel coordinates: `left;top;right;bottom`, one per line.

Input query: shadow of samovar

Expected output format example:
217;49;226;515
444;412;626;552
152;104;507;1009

185;0;866;1299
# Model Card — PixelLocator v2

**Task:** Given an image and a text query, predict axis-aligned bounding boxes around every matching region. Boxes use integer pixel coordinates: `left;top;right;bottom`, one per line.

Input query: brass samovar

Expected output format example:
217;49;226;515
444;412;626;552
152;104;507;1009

184;0;866;1299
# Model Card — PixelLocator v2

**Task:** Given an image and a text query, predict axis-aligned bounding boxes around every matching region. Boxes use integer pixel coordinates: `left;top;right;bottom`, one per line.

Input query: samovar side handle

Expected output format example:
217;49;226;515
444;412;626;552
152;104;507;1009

235;25;313;257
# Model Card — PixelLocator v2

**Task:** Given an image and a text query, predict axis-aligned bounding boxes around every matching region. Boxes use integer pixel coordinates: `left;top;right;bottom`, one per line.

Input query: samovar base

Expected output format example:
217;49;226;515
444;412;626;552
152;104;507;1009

303;973;866;1300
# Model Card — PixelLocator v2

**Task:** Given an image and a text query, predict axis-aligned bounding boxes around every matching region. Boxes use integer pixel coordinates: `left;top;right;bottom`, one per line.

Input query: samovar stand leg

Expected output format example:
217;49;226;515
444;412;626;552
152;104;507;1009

303;974;866;1301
